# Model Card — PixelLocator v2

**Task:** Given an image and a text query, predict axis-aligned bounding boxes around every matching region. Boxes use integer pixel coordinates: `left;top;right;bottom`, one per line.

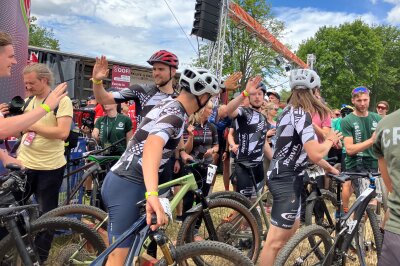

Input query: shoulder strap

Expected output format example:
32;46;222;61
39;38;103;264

22;95;35;112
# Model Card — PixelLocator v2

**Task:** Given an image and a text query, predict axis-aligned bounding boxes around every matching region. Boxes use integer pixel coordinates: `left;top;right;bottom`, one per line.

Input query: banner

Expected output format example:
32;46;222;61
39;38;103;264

0;0;30;102
111;65;131;89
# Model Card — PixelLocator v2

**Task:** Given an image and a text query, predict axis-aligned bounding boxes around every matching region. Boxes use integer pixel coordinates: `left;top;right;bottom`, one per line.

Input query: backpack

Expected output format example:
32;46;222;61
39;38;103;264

23;96;79;150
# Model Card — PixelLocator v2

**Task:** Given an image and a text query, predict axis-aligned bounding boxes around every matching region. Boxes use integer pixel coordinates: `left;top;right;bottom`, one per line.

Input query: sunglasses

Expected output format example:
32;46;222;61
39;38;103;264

334;113;340;117
352;86;369;95
377;105;387;110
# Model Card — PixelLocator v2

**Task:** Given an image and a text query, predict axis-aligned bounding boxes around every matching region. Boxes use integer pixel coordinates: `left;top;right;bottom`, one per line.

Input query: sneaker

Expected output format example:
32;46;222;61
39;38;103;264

175;215;183;224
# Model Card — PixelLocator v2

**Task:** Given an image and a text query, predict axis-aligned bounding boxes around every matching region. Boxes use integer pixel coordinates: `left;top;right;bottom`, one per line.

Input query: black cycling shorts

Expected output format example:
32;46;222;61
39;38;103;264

233;162;264;199
267;174;303;229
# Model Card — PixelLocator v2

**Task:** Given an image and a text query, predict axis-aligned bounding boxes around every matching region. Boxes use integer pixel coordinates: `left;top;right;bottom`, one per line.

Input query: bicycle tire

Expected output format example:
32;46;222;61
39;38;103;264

176;198;261;264
155;241;253;266
274;224;333;266
207;190;263;233
0;217;106;265
40;204;108;231
366;206;383;257
305;189;337;259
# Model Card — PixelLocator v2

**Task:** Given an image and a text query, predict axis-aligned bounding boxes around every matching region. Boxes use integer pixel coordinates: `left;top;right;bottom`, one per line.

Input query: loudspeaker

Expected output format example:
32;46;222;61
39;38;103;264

191;0;222;42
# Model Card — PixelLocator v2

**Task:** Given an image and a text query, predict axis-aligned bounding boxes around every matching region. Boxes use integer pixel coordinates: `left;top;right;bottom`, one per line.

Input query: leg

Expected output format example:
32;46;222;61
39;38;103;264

342;180;353;212
222;152;230;191
101;172;146;265
260;220;300;266
35;166;65;214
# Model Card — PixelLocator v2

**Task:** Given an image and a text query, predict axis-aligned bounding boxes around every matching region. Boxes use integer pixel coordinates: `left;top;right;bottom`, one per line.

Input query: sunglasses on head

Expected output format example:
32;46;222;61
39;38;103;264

377;105;387;110
352;86;369;95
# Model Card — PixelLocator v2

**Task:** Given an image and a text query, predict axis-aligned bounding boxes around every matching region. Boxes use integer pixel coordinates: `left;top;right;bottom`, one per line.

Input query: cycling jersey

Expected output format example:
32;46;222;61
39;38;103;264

111;99;187;183
268;106;317;178
112;84;178;124
233;107;268;162
183;121;218;164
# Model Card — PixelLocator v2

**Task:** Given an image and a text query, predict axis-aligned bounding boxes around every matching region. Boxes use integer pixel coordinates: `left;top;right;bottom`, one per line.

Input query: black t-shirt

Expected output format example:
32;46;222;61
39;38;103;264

111;99;187;183
233;107;268;162
183;121;218;164
112;84;178;124
268;106;317;178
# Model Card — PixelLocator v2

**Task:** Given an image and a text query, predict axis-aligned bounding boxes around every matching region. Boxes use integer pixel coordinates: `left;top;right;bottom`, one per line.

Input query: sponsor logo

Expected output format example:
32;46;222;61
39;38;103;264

281;213;297;221
119;122;124;127
346;218;358;234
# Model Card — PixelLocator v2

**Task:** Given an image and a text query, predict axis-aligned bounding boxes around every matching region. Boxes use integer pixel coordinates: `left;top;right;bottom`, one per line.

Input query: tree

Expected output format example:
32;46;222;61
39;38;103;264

29;16;60;50
193;0;286;91
296;20;400;111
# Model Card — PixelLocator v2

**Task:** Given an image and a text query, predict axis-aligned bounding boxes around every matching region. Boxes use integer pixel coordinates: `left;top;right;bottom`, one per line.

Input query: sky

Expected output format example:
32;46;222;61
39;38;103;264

31;0;400;91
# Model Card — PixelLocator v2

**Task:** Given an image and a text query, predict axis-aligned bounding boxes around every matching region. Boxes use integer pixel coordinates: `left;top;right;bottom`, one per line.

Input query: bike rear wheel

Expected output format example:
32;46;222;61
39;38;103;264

176;198;261;264
274;224;333;266
155;241;253;266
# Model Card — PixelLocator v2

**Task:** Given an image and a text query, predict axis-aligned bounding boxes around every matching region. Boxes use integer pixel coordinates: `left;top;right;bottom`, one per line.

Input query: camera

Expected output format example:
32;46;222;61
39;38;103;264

6;96;25;117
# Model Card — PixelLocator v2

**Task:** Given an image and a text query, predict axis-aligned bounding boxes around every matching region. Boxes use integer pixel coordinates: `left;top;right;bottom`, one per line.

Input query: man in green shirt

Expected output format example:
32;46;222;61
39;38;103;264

92;103;133;155
374;108;400;265
341;86;381;212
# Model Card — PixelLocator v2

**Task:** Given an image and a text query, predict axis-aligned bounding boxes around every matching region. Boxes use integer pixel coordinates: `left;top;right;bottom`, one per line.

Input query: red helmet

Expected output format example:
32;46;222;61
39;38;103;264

147;50;179;69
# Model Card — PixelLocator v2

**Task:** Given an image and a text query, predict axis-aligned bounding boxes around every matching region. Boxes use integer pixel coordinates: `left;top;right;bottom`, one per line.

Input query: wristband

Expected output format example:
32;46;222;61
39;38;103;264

241;90;249;97
40;104;51;113
145;191;158;199
90;78;103;85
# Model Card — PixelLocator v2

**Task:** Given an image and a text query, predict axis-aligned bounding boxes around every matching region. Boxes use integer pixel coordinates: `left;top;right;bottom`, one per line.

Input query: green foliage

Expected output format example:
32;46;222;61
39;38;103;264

29;16;60;50
297;20;400;111
193;0;287;90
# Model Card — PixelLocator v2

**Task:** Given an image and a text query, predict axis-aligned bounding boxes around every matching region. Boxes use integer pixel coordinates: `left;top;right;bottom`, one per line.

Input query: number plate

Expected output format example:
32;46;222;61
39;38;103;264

206;164;217;184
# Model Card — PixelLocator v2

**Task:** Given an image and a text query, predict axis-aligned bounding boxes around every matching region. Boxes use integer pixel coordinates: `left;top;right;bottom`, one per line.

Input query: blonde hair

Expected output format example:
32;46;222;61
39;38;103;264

23;63;54;86
288;89;331;119
189;99;214;124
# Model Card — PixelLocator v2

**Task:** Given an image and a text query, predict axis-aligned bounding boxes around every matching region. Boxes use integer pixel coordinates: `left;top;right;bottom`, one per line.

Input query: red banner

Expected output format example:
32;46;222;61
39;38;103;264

111;65;131;89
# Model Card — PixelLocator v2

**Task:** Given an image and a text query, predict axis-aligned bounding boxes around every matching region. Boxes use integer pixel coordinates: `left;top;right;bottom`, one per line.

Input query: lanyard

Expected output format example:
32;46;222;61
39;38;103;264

106;115;119;141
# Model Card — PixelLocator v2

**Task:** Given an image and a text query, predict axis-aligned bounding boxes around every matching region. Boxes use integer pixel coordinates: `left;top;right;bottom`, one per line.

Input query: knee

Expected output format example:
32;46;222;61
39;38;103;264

265;236;287;252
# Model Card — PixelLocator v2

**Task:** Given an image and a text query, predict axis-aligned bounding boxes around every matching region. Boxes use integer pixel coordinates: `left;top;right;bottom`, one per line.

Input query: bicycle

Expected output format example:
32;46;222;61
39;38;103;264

90;199;254;266
274;170;383;266
43;159;261;263
0;164;106;265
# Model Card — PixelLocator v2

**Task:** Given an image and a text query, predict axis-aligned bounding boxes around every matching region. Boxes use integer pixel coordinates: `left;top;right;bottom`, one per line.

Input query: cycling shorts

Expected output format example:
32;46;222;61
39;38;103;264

101;171;146;247
267;174;303;229
233;162;264;199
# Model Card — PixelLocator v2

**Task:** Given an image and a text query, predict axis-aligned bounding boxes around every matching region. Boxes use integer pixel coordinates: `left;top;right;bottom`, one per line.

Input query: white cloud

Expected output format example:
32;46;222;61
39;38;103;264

273;7;380;52
31;0;200;68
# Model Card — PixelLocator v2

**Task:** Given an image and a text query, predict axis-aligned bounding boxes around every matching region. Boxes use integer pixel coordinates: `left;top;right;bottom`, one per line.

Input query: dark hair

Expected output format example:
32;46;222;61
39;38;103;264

0;32;12;49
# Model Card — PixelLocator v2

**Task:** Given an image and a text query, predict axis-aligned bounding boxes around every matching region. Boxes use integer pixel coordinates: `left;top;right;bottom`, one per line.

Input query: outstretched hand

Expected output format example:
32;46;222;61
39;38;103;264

45;83;68;111
245;76;263;95
224;72;242;91
92;56;110;81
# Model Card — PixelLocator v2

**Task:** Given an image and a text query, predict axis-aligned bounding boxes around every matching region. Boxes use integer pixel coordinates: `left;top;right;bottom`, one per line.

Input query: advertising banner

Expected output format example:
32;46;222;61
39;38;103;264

111;65;131;89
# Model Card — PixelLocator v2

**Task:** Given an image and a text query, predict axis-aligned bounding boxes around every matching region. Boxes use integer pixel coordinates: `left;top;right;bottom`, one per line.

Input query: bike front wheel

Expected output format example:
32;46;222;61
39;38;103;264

155;240;253;266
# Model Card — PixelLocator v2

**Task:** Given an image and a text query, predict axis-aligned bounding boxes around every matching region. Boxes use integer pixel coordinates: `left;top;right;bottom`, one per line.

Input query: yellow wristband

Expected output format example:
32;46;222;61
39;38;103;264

40;104;51;113
145;191;158;199
91;78;103;85
242;90;249;97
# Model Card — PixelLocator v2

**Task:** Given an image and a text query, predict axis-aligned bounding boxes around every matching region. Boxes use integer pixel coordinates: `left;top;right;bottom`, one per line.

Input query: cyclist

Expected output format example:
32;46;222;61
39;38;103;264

259;69;342;265
100;67;221;265
341;86;381;213
226;80;272;199
0;32;67;140
373;107;400;266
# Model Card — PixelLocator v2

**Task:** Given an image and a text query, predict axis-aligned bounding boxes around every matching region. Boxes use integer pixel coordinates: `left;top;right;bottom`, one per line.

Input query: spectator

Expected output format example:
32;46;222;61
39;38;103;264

376;100;389;118
17;63;73;216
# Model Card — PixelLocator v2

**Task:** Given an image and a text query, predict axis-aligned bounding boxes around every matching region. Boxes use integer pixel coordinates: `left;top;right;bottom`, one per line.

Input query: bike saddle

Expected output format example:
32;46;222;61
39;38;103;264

0;204;39;216
5;163;22;171
88;155;120;163
236;161;259;168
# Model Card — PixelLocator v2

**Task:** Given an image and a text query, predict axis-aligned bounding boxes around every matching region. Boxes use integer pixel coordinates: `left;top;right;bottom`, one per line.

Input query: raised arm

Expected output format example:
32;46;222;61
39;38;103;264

91;56;117;105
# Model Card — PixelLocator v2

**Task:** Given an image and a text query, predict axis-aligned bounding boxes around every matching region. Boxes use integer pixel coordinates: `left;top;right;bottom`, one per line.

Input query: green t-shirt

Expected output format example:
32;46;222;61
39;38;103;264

94;114;132;155
341;112;381;170
373;109;400;234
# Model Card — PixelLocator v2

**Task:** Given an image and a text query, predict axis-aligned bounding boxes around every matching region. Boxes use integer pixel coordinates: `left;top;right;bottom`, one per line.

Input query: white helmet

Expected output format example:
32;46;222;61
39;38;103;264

179;67;220;96
289;69;321;90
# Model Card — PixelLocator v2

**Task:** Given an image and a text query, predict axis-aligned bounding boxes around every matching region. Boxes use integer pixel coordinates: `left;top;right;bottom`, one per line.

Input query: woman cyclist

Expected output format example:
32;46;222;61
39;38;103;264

259;69;342;265
101;67;222;265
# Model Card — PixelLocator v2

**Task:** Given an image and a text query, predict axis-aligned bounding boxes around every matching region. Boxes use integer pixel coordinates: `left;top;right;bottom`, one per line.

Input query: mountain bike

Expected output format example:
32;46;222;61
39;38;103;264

43;159;261;263
0;164;106;265
274;170;383;266
90;199;254;266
